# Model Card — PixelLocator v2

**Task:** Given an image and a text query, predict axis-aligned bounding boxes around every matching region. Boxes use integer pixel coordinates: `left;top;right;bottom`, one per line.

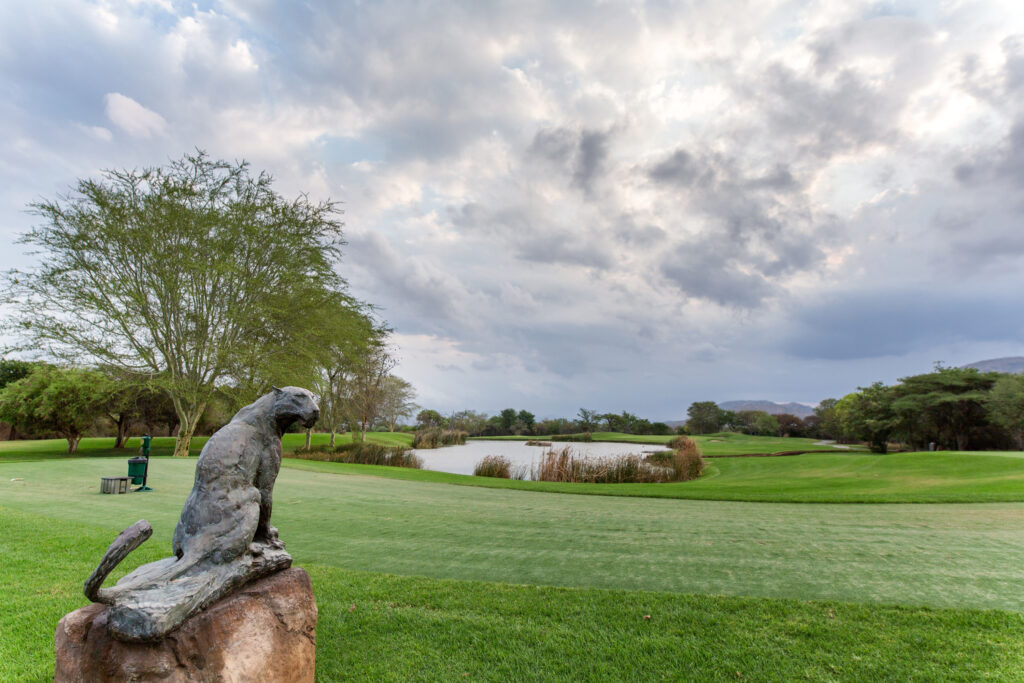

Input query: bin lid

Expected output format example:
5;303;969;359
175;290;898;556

128;457;148;464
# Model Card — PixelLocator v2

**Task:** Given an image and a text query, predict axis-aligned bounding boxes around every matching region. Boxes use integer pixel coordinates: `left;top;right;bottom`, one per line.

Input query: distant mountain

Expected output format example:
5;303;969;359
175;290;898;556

717;400;816;418
963;357;1024;374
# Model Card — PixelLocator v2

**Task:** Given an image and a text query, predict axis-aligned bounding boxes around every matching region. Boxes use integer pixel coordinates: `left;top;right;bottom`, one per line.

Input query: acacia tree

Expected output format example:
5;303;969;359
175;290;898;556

5;152;356;457
309;312;385;447
0;365;113;452
379;376;417;432
344;344;396;442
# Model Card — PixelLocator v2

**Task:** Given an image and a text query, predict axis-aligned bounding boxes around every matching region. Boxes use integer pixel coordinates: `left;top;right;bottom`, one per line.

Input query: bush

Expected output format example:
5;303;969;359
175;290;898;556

667;435;699;457
474;455;512;478
289;442;422;468
412;428;468;449
549;432;593;442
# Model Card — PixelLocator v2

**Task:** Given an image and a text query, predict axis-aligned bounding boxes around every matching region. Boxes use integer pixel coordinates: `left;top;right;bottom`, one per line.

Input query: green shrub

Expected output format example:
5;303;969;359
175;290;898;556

474;455;512;478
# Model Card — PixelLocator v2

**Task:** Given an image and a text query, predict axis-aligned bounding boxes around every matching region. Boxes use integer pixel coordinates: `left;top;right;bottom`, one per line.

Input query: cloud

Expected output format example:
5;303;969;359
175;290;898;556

3;0;1024;416
103;93;167;138
784;289;1024;361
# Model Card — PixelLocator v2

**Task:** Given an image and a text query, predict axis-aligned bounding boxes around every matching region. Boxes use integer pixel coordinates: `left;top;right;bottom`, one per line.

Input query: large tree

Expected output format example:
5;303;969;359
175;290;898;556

686;401;724;435
379;376;417;432
892;366;998;450
5;152;357;457
835;382;897;453
309;308;381;448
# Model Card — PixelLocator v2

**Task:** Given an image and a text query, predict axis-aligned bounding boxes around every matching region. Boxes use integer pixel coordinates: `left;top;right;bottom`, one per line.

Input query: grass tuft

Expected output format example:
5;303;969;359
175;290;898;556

472;455;528;479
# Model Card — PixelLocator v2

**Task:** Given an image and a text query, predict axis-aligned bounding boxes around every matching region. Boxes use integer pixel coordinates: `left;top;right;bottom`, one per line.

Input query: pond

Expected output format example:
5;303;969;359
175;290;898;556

412;439;670;477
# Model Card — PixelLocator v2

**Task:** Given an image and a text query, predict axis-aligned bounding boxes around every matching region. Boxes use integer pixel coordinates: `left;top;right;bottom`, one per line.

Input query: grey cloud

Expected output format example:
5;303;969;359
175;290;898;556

528;125;613;194
515;232;613;270
784;289;1024;360
660;240;773;309
645;146;830;306
614;215;666;247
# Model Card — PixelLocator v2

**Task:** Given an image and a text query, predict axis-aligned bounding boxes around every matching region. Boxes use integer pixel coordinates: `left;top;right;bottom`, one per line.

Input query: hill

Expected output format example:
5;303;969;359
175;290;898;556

963;357;1024;374
717;400;815;418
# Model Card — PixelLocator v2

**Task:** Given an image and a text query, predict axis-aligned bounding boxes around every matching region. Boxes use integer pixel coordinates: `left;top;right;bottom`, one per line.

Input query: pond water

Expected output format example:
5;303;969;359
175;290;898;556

412;439;670;477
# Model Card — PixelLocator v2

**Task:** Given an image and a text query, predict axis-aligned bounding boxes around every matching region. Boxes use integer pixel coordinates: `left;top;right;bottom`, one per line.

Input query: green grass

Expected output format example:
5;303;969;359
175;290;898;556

3;464;1024;680
0;431;413;462
281;450;1024;503
3;458;1024;611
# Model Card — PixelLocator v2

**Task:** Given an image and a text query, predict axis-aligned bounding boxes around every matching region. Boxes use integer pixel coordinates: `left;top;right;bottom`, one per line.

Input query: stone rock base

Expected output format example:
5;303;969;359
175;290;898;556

55;567;316;682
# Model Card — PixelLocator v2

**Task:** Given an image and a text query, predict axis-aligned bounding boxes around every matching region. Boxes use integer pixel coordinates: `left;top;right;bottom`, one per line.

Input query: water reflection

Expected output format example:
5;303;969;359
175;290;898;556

412;439;669;477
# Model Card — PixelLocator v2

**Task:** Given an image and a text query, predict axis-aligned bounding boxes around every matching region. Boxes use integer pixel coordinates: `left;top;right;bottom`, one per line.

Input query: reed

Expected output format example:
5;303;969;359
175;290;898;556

412;428;469;449
289;442;422;468
532;445;703;483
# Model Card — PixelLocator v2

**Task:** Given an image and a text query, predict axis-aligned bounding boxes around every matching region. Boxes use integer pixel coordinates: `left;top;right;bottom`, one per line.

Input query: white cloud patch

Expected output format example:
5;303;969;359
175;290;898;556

103;93;167;138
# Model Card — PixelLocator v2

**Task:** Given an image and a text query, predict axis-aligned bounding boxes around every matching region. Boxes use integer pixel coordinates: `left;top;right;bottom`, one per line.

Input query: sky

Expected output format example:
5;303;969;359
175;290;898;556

2;0;1024;420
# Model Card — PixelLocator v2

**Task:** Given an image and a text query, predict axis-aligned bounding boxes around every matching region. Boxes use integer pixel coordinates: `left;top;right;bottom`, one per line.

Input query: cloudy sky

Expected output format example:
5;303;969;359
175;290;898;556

3;0;1024;420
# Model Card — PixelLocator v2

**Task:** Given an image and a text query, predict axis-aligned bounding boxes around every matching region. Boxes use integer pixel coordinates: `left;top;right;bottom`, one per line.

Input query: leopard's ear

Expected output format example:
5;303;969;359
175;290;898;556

272;386;283;395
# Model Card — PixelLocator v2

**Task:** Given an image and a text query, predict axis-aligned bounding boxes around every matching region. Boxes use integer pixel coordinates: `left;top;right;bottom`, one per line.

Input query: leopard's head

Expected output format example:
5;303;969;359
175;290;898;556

271;386;320;433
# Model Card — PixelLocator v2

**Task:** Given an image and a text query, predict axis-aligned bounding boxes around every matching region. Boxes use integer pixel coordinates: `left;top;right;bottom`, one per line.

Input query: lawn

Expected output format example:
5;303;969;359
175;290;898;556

5;509;1023;682
284;449;1024;503
3;459;1024;680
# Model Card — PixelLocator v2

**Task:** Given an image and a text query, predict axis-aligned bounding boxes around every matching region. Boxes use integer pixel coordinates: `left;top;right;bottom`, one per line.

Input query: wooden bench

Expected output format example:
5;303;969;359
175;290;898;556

100;476;131;494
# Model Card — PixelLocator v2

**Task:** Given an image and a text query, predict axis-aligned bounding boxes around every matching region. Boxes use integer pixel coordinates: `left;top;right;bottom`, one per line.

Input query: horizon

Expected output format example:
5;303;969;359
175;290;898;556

2;1;1023;420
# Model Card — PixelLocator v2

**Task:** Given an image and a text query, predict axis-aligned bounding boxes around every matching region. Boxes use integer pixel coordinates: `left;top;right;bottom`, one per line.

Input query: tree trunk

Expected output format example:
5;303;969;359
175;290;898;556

329;430;336;448
304;428;312;451
173;408;203;458
113;414;128;449
67;435;80;454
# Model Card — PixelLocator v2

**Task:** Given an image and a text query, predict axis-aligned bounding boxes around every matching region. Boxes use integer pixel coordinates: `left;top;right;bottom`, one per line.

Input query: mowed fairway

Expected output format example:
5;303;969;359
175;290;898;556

5;456;1024;680
3;457;1024;611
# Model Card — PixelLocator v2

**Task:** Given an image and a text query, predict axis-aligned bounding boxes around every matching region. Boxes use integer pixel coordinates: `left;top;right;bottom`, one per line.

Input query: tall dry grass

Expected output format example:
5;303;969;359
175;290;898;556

532;443;704;484
472;455;528;479
289;442;423;468
549;433;593;442
412;428;469;449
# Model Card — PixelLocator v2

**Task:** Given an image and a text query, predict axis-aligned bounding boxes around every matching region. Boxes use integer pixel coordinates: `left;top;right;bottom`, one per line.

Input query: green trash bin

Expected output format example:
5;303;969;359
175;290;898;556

128;456;152;492
128;457;147;484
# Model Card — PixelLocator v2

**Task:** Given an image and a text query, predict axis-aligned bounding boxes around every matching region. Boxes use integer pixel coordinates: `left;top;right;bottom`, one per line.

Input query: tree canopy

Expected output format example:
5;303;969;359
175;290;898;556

5;151;371;456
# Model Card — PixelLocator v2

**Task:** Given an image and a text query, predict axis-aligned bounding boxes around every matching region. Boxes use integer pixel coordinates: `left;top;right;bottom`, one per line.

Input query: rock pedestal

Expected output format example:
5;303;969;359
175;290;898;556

55;568;316;683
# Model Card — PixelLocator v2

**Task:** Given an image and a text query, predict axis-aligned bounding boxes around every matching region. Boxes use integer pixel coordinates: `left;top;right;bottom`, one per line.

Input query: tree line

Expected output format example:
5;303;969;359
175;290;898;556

684;365;1024;453
411;407;675;437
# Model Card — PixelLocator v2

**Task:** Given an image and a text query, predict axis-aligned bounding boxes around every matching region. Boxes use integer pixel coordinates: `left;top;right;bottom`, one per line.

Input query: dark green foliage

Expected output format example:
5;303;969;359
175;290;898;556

987;374;1024;449
686;401;725;434
0;364;114;452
